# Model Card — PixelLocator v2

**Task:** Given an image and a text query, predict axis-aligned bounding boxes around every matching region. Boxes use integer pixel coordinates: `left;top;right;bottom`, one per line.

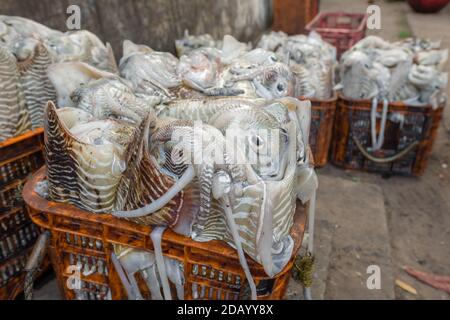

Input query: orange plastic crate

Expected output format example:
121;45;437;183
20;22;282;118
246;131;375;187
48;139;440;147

23;167;308;300
331;95;444;176
306;12;368;58
301;92;337;167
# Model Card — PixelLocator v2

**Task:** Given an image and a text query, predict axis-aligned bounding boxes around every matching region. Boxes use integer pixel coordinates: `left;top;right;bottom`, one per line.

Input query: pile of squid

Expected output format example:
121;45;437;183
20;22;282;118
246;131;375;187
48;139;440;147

39;35;318;299
174;30;337;100
0;15;116;142
256;30;337;99
337;36;448;108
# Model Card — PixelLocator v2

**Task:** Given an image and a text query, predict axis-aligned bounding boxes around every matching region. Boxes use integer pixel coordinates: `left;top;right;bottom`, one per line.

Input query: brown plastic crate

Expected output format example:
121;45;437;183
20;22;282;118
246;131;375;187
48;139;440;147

306;12;368;58
331;95;444;177
301;92;337;167
0;128;46;299
23;167;307;300
273;0;319;34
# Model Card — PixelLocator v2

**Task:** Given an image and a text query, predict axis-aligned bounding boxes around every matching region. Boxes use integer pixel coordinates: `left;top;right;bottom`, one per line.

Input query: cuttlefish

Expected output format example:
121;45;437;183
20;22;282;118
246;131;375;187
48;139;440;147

0;44;31;141
13;37;56;129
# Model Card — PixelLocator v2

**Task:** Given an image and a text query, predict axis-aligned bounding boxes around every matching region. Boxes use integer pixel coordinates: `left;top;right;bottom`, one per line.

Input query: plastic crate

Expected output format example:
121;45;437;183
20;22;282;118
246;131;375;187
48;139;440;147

0;129;45;299
306;12;368;58
331;95;444;177
301;92;337;167
23;167;308;300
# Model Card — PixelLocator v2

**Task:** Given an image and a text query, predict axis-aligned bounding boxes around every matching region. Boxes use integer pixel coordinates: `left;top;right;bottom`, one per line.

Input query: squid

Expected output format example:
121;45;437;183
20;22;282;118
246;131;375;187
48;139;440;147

0;44;31;141
177;48;244;97
0;15;117;72
48;61;116;108
13;37;56;129
112;238;185;300
175;30;217;57
70;77;160;124
119;40;181;99
227;62;295;99
44;101;134;213
339;36;448;108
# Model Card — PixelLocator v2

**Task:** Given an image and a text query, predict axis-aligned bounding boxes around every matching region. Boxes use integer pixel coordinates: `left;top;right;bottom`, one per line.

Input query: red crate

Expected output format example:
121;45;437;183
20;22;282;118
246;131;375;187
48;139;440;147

306;12;368;58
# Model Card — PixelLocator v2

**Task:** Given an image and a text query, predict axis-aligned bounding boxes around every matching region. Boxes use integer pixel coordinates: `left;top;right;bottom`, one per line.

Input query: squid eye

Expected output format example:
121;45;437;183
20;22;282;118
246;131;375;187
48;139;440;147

93;137;103;145
277;83;285;92
250;135;264;148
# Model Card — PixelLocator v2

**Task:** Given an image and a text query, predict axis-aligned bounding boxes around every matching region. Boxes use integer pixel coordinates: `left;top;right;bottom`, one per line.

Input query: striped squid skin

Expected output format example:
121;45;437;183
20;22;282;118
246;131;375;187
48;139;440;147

0;45;31;141
113;116;199;227
17;41;56;129
44;102;126;213
48;31;118;73
192;143;297;270
155;97;262;122
44;102;83;209
45;102;199;227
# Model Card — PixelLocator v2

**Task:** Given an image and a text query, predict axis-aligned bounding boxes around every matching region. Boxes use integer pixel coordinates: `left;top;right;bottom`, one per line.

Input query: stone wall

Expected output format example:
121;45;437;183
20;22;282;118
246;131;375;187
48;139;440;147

0;0;272;58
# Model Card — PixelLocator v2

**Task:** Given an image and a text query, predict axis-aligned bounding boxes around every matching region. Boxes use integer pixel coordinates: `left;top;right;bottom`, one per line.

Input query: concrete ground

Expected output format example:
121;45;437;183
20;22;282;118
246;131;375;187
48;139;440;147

287;0;450;300
31;0;450;300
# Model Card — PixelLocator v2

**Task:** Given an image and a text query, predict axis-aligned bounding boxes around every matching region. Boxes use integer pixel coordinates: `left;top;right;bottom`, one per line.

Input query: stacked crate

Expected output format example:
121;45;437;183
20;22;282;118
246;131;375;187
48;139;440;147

331;96;444;176
0;129;45;299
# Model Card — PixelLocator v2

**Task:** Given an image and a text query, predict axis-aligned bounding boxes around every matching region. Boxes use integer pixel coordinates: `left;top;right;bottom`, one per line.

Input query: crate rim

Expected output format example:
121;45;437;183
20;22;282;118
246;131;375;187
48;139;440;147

305;12;369;34
337;92;445;112
0;128;44;149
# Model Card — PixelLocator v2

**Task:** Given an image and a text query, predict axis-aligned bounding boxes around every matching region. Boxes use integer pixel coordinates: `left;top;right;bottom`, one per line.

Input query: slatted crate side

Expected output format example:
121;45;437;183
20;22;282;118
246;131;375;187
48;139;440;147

0;220;39;263
24;167;307;300
0;152;44;187
0;248;28;298
0;206;29;240
303;92;338;167
331;96;444;176
0;180;25;209
0;248;27;286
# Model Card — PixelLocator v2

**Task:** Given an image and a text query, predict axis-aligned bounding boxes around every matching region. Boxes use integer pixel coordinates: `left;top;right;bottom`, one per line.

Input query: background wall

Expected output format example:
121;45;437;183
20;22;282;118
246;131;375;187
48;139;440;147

0;0;272;58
